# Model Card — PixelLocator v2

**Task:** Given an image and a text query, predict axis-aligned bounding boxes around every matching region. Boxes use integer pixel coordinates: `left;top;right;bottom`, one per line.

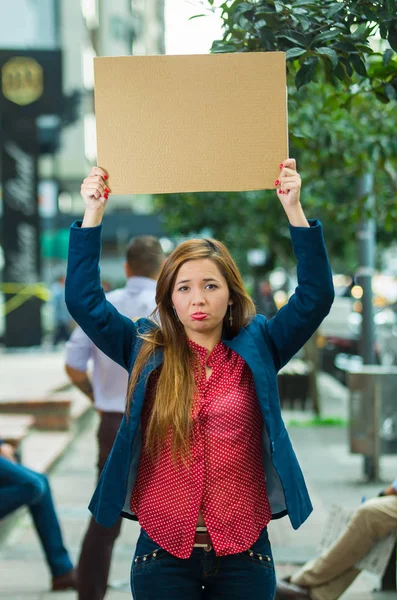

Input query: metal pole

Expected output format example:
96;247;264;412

373;380;381;481
357;173;376;363
356;173;377;479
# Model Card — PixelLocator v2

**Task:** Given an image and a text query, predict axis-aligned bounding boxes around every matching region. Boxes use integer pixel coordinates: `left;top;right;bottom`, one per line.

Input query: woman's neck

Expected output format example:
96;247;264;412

185;330;222;355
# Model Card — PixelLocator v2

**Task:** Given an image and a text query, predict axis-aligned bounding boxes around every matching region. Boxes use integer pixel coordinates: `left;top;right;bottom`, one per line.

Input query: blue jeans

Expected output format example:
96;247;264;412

0;456;73;577
131;526;276;599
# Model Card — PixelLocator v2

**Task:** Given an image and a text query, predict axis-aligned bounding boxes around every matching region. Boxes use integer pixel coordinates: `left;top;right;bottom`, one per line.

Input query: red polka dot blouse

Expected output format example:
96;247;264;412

130;339;272;559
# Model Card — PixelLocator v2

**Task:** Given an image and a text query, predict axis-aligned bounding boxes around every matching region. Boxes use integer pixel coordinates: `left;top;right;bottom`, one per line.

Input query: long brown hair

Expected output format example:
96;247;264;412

126;238;256;460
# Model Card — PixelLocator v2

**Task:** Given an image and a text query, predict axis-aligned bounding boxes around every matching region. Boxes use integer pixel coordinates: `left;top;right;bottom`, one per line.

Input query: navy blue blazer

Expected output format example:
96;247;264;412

65;219;334;530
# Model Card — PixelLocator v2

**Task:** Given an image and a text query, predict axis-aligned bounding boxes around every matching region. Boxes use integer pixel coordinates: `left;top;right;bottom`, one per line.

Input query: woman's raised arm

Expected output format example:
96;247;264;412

80;165;110;228
275;158;309;228
261;159;334;370
65;167;138;371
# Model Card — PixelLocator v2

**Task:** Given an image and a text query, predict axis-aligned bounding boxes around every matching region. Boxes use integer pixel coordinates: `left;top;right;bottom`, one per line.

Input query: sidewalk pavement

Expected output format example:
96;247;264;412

0;358;396;598
0;347;71;400
0;346;91;472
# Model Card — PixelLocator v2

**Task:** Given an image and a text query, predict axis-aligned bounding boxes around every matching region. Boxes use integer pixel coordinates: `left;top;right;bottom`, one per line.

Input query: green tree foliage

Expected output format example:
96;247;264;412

288;82;397;271
155;0;397;274
209;0;397;99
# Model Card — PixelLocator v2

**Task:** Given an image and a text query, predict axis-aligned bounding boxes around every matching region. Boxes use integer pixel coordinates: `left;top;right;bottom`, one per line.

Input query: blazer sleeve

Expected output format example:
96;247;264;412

263;219;335;371
65;221;137;370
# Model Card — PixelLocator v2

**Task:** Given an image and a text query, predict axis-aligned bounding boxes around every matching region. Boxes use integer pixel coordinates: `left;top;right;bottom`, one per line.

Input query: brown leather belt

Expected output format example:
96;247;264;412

194;529;212;551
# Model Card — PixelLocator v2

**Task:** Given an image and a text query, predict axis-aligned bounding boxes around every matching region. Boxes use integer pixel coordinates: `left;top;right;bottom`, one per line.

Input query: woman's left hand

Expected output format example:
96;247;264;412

275;158;301;207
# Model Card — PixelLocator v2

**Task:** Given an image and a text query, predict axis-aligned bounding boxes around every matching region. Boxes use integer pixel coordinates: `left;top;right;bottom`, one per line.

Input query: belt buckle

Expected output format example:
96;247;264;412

194;542;213;552
194;527;212;552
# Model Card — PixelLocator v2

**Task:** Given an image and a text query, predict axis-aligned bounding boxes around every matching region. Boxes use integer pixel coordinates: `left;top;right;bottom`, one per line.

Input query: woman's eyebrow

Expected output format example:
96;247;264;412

175;277;220;285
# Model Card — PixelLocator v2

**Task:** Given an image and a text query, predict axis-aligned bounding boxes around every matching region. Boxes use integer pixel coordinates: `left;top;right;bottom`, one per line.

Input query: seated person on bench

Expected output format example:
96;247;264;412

276;480;397;600
0;437;76;591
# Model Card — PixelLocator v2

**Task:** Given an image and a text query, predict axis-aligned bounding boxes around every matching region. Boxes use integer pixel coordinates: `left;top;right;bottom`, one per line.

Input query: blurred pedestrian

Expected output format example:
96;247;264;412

0;438;76;591
101;279;112;293
65;236;164;600
65;159;334;599
51;275;73;346
276;482;397;599
258;280;278;319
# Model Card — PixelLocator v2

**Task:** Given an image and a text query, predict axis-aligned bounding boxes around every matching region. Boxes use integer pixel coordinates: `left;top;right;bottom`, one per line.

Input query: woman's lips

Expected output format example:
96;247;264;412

191;313;208;321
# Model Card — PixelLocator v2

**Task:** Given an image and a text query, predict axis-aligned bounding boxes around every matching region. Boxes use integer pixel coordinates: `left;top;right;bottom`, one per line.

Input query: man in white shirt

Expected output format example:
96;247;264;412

65;235;164;600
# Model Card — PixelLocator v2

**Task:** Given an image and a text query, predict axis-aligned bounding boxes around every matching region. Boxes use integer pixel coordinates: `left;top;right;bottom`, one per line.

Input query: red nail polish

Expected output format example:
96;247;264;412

275;179;280;186
279;163;284;169
105;188;109;193
103;175;109;180
278;189;283;194
104;193;108;199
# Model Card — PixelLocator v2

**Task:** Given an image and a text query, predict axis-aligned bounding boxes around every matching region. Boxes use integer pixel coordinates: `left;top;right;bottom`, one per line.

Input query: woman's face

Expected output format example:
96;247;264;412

171;259;231;341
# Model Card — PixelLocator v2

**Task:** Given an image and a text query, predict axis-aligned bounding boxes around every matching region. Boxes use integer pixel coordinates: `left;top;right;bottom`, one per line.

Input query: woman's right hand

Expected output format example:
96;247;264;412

81;166;110;212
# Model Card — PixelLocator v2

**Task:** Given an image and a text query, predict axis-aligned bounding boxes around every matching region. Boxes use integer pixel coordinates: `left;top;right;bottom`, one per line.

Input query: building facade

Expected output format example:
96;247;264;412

0;0;166;344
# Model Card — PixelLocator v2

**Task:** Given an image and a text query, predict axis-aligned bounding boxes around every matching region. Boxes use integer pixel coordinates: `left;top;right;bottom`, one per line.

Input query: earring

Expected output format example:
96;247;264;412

229;304;233;326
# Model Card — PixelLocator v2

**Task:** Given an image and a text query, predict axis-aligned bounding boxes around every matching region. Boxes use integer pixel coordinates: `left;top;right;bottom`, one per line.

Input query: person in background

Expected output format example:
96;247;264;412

65;235;164;600
101;280;112;293
51;275;73;346
258;280;278;319
276;482;397;599
0;438;76;591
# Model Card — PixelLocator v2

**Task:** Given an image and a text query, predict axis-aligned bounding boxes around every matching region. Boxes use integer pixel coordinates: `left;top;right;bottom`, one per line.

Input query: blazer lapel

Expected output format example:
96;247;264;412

128;348;164;424
223;328;272;420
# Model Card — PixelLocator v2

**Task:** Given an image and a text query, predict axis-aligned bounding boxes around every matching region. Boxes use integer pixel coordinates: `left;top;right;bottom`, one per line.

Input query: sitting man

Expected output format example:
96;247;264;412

0;437;76;591
276;481;397;599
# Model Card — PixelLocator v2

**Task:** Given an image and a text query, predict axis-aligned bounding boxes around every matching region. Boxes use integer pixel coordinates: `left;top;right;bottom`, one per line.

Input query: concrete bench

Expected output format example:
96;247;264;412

0;414;35;450
0;396;72;430
381;544;396;591
0;351;74;430
277;359;312;410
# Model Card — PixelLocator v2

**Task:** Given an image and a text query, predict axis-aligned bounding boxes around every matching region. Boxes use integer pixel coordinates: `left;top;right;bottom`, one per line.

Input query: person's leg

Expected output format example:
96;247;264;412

0;456;45;517
28;473;74;577
78;515;122;599
131;529;202;600
77;412;124;600
203;527;276;599
0;457;73;578
290;496;397;600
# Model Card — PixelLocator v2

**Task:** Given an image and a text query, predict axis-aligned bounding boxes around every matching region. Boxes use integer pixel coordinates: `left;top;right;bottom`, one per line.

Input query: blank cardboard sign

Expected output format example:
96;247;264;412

94;52;287;194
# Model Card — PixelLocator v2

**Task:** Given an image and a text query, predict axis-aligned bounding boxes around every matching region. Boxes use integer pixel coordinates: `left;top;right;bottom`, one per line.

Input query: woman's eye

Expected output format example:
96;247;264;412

176;284;218;291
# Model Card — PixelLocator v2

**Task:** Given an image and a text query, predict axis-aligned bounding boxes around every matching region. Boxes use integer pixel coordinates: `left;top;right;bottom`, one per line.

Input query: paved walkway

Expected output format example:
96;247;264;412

0;347;70;402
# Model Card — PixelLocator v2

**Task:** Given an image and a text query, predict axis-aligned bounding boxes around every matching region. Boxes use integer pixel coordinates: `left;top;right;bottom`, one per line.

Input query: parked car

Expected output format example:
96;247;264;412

318;296;360;383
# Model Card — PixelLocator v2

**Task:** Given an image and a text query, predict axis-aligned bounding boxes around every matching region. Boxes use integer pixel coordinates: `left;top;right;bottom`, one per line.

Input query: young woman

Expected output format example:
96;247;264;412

66;159;334;599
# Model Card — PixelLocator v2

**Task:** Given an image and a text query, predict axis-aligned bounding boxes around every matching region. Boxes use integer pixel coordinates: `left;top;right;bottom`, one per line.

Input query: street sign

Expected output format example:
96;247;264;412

0;50;62;116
